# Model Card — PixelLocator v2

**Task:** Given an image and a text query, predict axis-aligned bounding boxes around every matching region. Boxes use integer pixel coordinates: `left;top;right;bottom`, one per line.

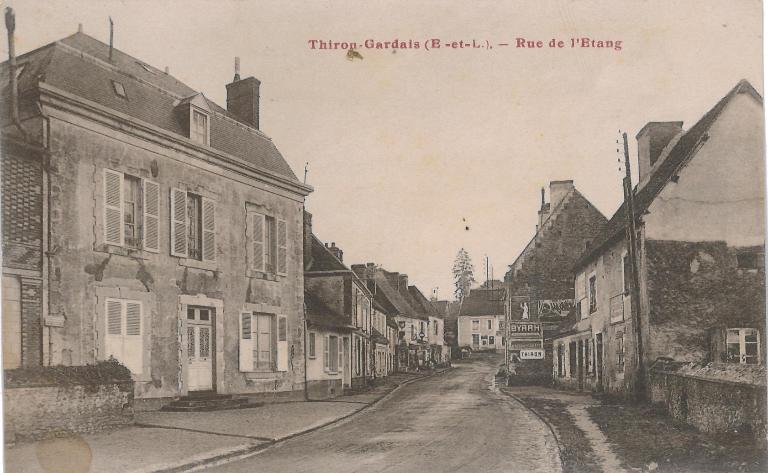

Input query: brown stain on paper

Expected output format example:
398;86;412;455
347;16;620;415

35;434;92;473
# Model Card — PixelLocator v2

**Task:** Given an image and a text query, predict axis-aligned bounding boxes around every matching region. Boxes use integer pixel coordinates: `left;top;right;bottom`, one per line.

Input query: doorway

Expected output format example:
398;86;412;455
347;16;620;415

577;340;584;391
596;333;604;391
187;306;215;392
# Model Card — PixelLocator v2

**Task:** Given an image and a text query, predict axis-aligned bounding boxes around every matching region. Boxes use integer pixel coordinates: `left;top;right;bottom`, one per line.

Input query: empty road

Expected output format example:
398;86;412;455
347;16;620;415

206;354;561;473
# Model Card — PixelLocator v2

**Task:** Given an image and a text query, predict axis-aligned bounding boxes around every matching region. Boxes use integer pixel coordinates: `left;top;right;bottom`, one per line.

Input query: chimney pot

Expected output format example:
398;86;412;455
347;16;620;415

78;23;83;33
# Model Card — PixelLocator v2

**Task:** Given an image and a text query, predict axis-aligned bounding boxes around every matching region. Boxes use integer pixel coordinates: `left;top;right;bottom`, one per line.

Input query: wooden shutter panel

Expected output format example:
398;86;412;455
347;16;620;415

202;198;216;262
277;315;288;371
123;301;143;374
338;337;343;373
170;189;188;257
239;312;253;372
277;219;287;275
105;299;124;370
324;335;330;371
251;213;265;272
143;180;160;252
103;169;124;246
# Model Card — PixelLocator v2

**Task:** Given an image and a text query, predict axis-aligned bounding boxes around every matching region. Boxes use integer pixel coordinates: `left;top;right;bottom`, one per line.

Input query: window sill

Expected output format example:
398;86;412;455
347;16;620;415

245;371;284;380
247;270;281;281
94;243;151;259
179;258;218;272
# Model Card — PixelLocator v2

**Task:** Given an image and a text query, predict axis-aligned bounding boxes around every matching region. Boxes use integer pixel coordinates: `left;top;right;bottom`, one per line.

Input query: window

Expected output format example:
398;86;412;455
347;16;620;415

248;212;286;275
622;253;631;294
111;80;127;98
434;321;438;335
499;321;505;330
489;336;495;345
190;108;209;145
411;324;416;340
557;344;565;377
487;319;493;330
325;335;339;373
104;298;143;375
472;320;479;331
239;312;288;372
103;170;160;252
308;332;316;359
585;338;592;374
170;188;215;261
727;328;760;364
588;274;597;313
616;332;625;372
472;334;480;346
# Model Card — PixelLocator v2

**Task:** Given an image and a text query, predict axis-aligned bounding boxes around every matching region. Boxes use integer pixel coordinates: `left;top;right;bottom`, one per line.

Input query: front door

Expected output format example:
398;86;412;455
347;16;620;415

187;306;214;391
342;337;350;387
596;333;604;391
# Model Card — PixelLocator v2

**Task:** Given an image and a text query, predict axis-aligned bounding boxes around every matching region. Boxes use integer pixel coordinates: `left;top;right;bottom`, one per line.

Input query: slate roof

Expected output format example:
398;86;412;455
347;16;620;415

574;80;763;271
351;266;429;321
459;288;506;317
305;290;355;332
408;286;442;319
7;32;300;182
306;235;347;272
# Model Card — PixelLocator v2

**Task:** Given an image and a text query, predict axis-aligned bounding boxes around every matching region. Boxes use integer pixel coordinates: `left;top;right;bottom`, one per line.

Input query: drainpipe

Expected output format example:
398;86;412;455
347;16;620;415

5;8;28;142
303;302;310;401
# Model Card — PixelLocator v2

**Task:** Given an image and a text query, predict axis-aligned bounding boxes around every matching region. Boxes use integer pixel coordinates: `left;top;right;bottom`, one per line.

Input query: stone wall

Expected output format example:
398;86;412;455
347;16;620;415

650;369;766;442
4;382;134;443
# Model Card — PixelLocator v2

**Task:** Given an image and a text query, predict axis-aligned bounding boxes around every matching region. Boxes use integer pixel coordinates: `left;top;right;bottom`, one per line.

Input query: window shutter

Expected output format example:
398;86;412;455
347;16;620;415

338;337;343;373
202;198;216;262
103;169;124;246
277;315;288;371
251;213;265;272
277;219;287;275
124;302;143;374
239;312;253;372
324;335;330;371
105;299;124;369
143;180;160;252
170;189;188;257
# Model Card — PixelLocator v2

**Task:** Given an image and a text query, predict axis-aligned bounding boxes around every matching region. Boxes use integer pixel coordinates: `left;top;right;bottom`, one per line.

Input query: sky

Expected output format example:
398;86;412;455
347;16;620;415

3;0;763;300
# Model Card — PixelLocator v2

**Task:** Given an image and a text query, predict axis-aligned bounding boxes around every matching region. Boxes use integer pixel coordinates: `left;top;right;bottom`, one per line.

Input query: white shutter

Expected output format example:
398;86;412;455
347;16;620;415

251;213;265;272
103;169;124;246
123;301;143;374
143;180;160;252
338;337;343;373
239;312;253;372
202;198;216;262
277;219;287;275
170;189;188;257
324;335;330;371
277;315;288;371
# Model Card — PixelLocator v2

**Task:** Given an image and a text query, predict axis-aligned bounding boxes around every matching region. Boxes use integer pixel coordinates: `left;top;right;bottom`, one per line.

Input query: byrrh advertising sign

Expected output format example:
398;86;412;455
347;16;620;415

508;323;541;335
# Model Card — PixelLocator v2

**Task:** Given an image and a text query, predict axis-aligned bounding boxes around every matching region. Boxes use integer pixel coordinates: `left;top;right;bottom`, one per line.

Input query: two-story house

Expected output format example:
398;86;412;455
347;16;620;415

553;80;765;401
1;31;313;408
458;288;506;352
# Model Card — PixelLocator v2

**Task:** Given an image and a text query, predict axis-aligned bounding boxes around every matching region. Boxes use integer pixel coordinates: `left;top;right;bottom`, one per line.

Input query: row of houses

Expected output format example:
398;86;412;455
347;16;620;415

455;79;765;434
0;27;448;410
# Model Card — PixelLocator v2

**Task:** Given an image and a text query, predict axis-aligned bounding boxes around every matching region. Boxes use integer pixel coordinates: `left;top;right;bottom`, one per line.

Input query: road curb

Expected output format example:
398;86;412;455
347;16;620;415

148;368;453;473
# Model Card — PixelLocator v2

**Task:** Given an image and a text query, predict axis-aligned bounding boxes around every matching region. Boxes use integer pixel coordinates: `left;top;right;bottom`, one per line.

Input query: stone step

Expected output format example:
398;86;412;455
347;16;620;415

161;395;257;412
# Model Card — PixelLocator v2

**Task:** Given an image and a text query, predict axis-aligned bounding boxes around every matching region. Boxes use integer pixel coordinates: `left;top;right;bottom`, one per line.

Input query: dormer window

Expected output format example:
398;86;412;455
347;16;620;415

112;80;127;99
190;108;209;145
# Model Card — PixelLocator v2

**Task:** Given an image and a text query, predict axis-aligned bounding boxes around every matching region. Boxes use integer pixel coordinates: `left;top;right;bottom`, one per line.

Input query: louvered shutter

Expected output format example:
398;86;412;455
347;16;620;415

251;213;265;272
277;315;288;371
338;337;343;374
105;299;124;369
324;335;330;371
123;301;143;374
170;189;188;257
202;198;216;262
103;169;124;246
277;219;287;275
143;180;160;252
239;312;253;372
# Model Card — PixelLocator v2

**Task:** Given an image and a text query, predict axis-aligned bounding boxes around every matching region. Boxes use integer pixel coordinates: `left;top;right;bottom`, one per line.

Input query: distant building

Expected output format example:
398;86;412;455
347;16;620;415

553;81;765;408
503;180;607;370
458;288;506;352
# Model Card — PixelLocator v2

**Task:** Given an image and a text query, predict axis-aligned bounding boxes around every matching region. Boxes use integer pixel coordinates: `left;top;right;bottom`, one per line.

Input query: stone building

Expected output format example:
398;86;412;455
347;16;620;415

2;31;312;408
553;81;765;409
503;180;607;369
457;288;506;352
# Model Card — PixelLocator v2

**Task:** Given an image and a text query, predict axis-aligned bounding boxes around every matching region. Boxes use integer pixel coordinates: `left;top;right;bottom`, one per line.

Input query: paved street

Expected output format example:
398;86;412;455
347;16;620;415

208;354;561;473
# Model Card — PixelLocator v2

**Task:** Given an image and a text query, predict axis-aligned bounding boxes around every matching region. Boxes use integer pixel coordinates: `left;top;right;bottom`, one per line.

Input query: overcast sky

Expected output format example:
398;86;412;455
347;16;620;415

5;0;763;300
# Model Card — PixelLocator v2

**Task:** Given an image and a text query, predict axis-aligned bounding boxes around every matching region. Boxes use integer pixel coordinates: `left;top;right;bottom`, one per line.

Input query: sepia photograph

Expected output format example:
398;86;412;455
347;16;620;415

0;1;765;472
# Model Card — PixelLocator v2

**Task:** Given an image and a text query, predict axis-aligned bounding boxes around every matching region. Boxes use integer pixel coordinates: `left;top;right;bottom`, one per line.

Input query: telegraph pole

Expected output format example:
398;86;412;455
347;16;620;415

622;132;645;401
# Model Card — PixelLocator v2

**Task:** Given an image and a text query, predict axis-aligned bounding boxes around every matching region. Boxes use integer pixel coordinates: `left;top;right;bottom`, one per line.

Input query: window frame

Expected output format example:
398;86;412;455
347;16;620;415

104;298;144;375
103;169;160;252
472;319;480;331
308;332;316;359
189;106;210;146
615;332;625;372
726;328;761;365
588;272;598;314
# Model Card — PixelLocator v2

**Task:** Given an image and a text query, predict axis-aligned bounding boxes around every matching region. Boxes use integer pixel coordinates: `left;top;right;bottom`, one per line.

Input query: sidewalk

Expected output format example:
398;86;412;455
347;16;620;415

501;385;767;473
5;369;449;473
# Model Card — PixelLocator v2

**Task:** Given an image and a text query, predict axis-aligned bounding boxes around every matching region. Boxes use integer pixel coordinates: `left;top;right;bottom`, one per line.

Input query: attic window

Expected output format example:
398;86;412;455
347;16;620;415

111;80;127;99
190;108;210;145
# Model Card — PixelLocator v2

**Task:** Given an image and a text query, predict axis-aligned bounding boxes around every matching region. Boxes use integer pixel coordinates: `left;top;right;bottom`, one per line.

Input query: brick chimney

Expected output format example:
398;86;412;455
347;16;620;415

325;242;343;262
636;122;683;183
549;180;574;207
226;58;261;129
398;274;409;291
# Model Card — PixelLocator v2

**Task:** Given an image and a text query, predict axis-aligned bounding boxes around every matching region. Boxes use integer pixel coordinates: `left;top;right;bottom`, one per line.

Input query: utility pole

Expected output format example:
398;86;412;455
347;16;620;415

622;132;645;401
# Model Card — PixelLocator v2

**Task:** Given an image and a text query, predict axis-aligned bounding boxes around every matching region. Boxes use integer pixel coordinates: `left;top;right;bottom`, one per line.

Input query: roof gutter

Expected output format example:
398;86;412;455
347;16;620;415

5;8;28;141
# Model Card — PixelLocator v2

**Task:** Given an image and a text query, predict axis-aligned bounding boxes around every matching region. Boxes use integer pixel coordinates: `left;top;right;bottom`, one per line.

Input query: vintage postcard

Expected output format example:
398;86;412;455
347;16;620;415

0;1;765;472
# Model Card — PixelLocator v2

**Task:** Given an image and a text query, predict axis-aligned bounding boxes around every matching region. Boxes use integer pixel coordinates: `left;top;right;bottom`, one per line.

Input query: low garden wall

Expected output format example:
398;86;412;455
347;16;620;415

4;359;134;443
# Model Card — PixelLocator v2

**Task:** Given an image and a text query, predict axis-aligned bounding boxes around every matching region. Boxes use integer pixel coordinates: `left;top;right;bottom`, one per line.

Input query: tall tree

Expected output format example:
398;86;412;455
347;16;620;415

453;248;475;301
